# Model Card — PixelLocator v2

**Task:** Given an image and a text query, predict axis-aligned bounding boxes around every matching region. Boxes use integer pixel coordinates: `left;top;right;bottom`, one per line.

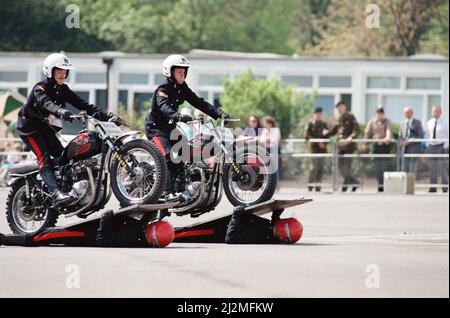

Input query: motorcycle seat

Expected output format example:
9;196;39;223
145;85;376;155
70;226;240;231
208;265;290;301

9;161;39;174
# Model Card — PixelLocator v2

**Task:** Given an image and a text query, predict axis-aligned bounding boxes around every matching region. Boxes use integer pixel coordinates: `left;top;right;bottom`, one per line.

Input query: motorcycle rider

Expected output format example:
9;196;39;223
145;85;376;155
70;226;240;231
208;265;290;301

145;54;230;202
16;53;115;208
224;206;303;244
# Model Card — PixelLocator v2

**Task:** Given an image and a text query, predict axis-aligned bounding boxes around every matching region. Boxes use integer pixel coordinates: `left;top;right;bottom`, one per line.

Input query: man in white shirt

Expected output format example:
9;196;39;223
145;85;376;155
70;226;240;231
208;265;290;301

425;106;448;193
399;107;424;173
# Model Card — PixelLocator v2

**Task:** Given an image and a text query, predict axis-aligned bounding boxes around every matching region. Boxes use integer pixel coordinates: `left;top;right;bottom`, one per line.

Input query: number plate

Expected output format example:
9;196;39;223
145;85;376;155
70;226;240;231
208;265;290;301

98;122;123;137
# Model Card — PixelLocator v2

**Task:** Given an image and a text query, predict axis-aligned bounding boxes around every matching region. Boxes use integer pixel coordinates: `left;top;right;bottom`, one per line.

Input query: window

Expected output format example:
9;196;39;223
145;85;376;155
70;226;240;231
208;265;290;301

95;89;107;110
154;74;166;85
367;76;400;89
340;94;352;111
119;73;149;85
365;94;379;121
133;92;153;115
213;93;221;107
427;95;442;117
118;90;128;108
281;76;313;87
406;77;441;90
76;73;106;84
18;87;28;97
314;95;335;120
199;74;224;86
381;95;423;123
198;91;209;101
0;71;27;82
319;76;352;88
64;91;89;135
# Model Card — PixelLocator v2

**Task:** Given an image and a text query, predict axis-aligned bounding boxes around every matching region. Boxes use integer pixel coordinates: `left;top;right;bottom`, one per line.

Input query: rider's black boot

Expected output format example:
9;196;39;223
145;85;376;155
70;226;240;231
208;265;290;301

40;167;72;207
51;189;73;208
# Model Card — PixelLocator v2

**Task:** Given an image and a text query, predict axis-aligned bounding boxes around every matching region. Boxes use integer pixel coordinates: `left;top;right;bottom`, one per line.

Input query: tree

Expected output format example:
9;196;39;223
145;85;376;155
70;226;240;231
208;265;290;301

0;0;447;57
220;71;315;138
385;0;440;56
420;0;449;56
0;0;108;52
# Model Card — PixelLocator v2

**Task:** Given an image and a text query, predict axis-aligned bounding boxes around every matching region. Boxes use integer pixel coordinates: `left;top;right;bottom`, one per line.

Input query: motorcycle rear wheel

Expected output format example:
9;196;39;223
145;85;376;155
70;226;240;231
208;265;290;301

6;179;59;235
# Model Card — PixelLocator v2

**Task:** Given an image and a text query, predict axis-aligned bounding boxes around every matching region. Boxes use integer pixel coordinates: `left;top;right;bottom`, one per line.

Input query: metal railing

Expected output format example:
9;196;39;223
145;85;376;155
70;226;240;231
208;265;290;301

281;137;448;193
1;136;449;193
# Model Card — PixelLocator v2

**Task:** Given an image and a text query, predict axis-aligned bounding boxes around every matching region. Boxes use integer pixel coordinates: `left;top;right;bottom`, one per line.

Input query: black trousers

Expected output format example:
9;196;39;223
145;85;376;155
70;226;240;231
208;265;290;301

373;144;391;187
308;157;325;186
19;130;64;192
225;214;277;244
338;150;358;185
19;130;64;170
146;128;185;193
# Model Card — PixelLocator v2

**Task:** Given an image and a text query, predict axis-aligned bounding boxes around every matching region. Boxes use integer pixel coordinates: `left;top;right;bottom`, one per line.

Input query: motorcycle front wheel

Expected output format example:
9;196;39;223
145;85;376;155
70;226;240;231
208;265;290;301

222;146;278;207
110;139;166;207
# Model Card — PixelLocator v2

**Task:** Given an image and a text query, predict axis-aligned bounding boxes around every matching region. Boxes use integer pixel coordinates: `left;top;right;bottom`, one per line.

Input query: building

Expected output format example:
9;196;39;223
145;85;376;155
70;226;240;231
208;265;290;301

0;50;448;134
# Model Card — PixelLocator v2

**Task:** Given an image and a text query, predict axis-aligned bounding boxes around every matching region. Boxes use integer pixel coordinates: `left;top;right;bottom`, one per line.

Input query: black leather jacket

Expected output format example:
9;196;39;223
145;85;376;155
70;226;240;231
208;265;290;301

16;77;103;135
145;79;224;133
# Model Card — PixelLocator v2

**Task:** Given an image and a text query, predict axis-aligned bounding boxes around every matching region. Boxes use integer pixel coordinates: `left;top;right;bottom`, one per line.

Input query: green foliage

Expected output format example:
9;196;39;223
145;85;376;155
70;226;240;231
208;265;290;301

220;71;315;138
116;99;151;133
0;0;446;56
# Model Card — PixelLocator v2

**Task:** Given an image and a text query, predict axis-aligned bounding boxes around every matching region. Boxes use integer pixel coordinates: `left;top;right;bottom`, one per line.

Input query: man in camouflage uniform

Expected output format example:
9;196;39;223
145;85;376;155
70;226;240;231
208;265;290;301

304;107;329;192
324;101;361;192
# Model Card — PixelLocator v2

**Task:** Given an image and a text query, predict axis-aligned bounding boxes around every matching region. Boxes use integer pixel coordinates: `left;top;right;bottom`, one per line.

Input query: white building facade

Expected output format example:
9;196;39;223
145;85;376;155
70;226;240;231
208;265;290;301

1;50;448;134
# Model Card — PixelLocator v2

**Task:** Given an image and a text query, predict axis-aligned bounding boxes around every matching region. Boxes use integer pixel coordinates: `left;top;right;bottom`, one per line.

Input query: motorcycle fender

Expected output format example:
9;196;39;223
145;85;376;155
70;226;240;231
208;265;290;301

117;131;141;143
7;177;22;187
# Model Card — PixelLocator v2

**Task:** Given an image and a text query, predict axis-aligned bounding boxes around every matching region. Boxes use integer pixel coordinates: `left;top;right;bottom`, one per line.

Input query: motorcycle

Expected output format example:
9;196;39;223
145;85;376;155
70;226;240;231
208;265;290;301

6;112;166;235
141;115;278;218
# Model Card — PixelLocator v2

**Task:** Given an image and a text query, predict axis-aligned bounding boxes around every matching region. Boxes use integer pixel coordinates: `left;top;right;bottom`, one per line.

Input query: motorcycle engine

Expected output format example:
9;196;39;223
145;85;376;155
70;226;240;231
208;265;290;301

66;158;101;206
69;180;93;206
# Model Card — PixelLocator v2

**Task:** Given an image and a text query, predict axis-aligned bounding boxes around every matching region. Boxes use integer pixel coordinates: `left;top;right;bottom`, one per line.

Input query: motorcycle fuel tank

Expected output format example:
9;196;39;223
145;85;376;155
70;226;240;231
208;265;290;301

62;130;102;163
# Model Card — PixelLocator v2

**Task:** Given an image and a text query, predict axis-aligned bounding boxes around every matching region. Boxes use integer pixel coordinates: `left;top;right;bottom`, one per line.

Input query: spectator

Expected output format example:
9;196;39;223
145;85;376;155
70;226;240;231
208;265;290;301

260;116;282;179
304;107;328;192
323;101;361;192
425;106;448;193
243;115;261;137
363;106;392;192
0;143;23;186
399;107;424;174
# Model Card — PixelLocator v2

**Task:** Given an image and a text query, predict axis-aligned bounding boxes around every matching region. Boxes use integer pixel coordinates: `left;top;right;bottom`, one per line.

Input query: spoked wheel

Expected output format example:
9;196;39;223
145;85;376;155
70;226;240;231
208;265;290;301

223;146;278;206
110;139;166;207
6;179;58;235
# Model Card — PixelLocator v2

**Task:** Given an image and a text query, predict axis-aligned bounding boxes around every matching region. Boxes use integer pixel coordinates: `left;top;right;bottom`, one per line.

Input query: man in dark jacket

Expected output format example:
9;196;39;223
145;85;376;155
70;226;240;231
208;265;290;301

399;107;424;173
16;53;112;207
145;54;229;202
323;101;361;192
225;206;282;244
0;210;155;248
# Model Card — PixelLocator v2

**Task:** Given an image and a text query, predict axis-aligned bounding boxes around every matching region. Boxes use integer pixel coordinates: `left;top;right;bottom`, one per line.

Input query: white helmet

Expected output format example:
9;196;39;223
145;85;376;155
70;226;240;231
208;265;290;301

162;54;190;78
42;53;75;78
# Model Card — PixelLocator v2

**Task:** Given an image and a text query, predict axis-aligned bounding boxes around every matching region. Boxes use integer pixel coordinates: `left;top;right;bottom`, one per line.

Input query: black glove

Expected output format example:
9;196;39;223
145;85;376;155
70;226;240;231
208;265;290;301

219;111;231;120
93;111;109;122
108;113;126;126
178;114;193;123
56;109;73;122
